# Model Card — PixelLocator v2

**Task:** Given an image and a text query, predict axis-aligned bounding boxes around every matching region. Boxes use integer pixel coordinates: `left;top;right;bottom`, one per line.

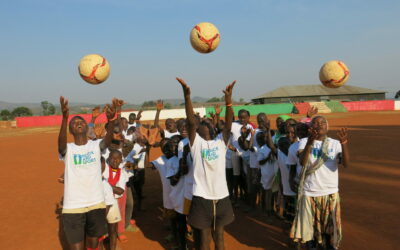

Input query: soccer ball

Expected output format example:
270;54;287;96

190;22;220;53
319;60;350;88
78;54;110;84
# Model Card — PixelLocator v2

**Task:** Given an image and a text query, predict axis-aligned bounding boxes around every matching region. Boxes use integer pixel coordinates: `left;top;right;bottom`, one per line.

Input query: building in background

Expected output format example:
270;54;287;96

252;85;386;104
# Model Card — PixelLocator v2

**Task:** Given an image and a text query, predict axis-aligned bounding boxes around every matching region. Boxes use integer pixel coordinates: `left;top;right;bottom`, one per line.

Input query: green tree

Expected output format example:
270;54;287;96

41;101;56;115
142;101;156;107
11;107;33;117
0;109;12;121
206;97;221;103
164;103;172;109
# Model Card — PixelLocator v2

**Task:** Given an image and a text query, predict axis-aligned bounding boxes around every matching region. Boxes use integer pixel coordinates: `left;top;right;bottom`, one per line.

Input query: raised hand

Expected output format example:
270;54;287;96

222;80;236;104
92;106;101;119
307;106;318;118
176;77;191;97
156;100;164;111
60;96;69;119
137;109;143;121
337;127;348;144
104;103;116;121
214;104;221;115
308;127;319;144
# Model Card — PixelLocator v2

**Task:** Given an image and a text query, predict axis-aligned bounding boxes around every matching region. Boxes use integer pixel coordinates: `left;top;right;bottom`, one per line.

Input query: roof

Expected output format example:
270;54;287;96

253;85;385;99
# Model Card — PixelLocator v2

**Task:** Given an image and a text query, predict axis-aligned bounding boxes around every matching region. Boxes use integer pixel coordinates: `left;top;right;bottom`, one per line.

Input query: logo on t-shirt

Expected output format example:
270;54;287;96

73;152;96;165
201;147;219;161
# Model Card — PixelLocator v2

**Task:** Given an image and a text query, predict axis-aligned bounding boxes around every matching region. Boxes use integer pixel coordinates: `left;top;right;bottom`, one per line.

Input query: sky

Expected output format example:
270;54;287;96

0;0;399;104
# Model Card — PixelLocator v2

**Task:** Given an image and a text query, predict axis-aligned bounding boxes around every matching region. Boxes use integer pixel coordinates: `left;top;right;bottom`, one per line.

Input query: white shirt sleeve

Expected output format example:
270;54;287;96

257;146;271;161
178;141;184;159
298;138;308;151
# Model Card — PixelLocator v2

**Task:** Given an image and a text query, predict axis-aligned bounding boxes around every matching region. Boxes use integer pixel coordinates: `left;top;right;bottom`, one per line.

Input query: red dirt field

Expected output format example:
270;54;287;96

0;111;399;250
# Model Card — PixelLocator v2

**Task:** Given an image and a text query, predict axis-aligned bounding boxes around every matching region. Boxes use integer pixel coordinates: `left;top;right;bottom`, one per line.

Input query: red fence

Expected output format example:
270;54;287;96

294;102;311;114
16;114;108;128
341;100;395;111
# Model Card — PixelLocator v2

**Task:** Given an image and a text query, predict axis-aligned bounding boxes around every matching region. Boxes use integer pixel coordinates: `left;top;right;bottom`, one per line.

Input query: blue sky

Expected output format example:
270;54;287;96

0;0;399;104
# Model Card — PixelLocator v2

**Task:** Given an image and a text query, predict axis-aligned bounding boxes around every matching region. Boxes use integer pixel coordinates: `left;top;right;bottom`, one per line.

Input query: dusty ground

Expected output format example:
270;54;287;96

0;111;399;250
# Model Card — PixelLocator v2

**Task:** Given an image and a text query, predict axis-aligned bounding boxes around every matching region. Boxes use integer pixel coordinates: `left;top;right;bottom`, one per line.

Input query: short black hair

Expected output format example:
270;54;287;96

68;116;86;130
238;109;250;116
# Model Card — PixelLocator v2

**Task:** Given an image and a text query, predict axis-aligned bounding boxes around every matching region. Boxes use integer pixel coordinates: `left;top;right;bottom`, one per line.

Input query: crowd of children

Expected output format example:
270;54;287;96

58;79;350;250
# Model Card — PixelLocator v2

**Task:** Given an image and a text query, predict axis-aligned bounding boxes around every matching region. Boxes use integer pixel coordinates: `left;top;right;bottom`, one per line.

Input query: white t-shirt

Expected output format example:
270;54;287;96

230;122;253;154
62;140;105;209
166;156;185;214
249;129;262;169
190;133;229;200
164;130;180;139
152;156;174;209
286;140;302;177
125;144;146;169
103;163;129;199
128;123;137;129
298;137;342;197
102;178;115;206
178;138;194;200
277;150;296;196
257;145;278;190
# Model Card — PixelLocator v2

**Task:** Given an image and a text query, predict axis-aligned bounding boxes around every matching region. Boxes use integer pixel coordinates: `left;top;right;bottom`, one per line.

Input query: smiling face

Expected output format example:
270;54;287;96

108;150;123;169
177;119;188;138
257;113;268;130
287;125;297;143
69;116;88;136
121;118;128;131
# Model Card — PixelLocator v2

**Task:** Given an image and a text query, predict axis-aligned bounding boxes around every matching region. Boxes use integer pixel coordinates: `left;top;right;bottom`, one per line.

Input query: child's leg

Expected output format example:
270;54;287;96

170;212;179;246
125;187;134;228
211;226;225;250
117;191;127;234
264;189;272;214
108;223;118;250
176;213;187;249
199;228;212;250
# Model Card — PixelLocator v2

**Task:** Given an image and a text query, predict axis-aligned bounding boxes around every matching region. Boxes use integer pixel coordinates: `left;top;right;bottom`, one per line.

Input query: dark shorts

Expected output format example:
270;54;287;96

62;208;107;244
188;196;234;229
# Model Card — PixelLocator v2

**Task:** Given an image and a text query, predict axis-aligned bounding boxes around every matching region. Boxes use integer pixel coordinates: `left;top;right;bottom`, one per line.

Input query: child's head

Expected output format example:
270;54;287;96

69;116;88;136
240;125;250;137
161;138;173;158
121;118;128;131
127;126;136;136
286;124;297;144
197;120;217;141
165;118;177;132
311;116;328;137
177;119;188;138
122;140;134;158
296;122;309;139
128;113;136;123
256;131;266;147
257;113;268;130
165;135;180;157
278;136;291;155
108;150;123;169
238;109;250;125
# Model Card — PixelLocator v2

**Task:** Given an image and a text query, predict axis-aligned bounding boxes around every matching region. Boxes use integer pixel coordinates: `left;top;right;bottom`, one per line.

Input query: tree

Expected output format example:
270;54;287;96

0;109;12;121
11;107;33;117
164;103;172;109
41;101;56;116
207;97;222;103
142;100;156;107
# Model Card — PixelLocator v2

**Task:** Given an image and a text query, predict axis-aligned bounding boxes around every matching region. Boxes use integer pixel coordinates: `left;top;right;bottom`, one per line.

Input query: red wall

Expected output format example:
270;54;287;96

341;100;395;111
294;102;311;114
16;114;108;128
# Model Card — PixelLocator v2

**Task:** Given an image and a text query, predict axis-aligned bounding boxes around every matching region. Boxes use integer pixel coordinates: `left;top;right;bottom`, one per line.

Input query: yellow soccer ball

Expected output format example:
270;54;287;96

319;60;350;88
190;22;220;53
78;54;110;84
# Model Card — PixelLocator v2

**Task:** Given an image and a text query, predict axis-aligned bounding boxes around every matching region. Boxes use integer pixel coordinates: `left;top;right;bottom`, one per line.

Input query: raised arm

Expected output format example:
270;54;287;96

87;106;101;140
136;109;143;126
299;128;318;167
154;100;163;128
222;81;236;144
176;77;196;145
265;122;277;155
58;96;69;156
100;99;117;151
337;127;350;168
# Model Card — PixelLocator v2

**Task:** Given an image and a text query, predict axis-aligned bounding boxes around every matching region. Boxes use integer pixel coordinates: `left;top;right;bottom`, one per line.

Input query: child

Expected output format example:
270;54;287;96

166;135;187;250
177;77;235;250
103;150;129;250
257;129;278;217
290;116;349;249
58;96;116;250
154;100;180;139
128;111;142;129
277;123;297;223
150;138;175;242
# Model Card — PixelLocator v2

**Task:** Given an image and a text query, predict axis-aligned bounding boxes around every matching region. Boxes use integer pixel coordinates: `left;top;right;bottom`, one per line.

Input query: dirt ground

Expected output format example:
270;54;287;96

0;111;399;250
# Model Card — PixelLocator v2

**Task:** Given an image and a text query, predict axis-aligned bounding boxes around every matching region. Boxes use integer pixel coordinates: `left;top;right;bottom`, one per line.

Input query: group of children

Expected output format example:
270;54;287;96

58;78;349;250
